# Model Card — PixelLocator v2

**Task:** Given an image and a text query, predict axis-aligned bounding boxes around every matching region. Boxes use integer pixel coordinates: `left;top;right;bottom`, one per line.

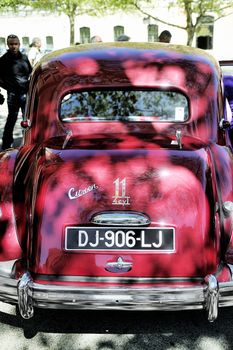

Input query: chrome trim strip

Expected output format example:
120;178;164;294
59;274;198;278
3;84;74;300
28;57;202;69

31;283;205;311
175;129;182;149
62;129;72;149
30;275;203;283
90;211;151;226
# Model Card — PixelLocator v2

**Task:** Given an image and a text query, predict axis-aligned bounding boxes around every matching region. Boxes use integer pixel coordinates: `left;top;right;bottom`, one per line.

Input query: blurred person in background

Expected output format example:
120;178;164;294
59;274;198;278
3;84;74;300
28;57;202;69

116;34;130;41
159;30;172;43
0;34;32;150
28;37;43;67
91;35;102;43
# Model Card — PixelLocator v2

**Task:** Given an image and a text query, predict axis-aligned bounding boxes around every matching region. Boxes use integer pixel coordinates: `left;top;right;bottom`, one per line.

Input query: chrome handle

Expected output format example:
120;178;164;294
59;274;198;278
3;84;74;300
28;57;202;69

90;211;151;226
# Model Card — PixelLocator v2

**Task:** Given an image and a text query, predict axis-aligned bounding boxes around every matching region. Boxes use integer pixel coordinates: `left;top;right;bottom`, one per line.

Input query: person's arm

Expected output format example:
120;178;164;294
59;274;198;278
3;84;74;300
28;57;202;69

27;57;33;74
28;47;36;67
0;56;8;90
0;88;5;105
0;57;3;87
0;58;5;105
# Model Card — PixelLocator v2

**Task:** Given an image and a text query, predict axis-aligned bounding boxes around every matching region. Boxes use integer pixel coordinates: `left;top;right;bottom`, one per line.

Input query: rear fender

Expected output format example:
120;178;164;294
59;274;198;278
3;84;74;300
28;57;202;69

210;145;233;261
0;150;22;261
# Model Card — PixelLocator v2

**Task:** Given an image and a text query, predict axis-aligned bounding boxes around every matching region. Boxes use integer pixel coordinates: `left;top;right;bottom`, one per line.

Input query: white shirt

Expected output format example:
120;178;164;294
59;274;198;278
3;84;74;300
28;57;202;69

28;47;43;67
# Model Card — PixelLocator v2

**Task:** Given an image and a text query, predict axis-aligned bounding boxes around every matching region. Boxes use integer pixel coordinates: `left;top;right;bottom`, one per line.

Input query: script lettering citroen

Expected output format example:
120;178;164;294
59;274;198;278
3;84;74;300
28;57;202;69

68;184;98;200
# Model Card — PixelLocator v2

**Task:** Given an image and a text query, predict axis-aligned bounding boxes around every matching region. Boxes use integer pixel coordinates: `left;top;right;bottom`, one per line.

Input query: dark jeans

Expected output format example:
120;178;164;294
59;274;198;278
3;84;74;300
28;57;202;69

2;92;26;150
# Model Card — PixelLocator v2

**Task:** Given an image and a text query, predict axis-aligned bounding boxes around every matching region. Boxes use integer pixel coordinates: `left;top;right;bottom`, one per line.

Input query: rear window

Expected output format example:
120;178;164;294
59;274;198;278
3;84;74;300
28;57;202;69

60;89;189;122
220;63;233;77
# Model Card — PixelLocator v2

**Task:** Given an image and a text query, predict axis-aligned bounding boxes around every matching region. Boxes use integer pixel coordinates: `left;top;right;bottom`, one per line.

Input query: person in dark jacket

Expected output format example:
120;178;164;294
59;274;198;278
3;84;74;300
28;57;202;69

0;34;32;150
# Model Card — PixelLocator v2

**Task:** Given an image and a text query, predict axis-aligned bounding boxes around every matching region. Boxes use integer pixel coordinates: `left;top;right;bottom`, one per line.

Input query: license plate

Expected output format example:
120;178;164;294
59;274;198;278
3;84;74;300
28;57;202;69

64;227;175;252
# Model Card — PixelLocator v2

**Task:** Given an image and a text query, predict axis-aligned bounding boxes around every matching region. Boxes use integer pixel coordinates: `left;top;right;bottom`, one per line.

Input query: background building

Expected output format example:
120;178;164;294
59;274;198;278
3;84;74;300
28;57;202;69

0;6;232;60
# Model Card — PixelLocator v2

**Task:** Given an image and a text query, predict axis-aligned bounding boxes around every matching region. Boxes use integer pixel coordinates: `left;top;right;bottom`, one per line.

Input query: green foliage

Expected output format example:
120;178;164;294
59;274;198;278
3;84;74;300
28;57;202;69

0;0;28;10
28;0;135;16
171;0;233;14
27;0;135;44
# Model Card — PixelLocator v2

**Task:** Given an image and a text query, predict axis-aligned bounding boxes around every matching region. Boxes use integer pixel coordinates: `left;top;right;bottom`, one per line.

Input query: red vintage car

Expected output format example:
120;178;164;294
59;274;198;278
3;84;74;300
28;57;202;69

1;43;233;322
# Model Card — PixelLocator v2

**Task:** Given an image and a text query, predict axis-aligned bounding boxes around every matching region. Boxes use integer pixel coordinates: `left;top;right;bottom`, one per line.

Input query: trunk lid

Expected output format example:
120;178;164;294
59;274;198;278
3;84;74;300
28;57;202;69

29;135;218;279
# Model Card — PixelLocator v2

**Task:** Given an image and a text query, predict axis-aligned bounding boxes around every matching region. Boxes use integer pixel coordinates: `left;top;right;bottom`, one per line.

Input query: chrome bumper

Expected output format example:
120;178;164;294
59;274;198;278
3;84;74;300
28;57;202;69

1;261;233;321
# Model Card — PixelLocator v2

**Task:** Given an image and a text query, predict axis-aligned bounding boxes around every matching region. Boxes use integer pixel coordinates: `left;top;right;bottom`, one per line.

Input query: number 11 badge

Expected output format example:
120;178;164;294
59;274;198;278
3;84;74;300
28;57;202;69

112;178;130;206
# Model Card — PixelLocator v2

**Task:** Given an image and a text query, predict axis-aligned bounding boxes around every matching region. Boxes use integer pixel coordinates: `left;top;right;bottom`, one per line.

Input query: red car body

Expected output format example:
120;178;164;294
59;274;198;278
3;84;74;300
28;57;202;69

1;43;233;321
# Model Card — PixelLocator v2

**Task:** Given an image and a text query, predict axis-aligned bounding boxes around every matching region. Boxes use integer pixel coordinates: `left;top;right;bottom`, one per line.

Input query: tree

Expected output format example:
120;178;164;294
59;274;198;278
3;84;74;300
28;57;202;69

133;0;233;46
0;0;28;10
29;0;135;45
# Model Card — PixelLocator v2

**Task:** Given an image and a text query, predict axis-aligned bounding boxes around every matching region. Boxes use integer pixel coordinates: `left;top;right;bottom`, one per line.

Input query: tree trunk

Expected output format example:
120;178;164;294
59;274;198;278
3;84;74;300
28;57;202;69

69;13;75;45
184;0;194;46
186;26;196;46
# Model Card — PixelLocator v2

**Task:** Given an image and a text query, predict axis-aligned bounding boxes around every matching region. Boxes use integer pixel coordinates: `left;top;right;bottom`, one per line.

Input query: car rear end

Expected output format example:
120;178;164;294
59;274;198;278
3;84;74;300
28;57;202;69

2;43;233;321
